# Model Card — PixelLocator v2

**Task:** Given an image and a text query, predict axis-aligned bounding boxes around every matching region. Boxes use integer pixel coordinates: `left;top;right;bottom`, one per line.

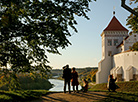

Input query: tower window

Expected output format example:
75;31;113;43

107;39;112;46
114;39;118;46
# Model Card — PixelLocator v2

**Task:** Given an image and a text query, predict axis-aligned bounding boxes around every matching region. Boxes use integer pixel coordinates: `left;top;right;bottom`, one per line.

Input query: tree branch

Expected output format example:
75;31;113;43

121;0;138;16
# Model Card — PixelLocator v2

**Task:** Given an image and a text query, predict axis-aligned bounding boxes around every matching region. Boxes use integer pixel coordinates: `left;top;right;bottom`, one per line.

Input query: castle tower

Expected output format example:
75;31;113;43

96;13;128;84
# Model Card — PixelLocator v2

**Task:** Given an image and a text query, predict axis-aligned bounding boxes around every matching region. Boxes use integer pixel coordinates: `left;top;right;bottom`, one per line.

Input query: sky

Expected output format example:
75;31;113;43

47;0;136;69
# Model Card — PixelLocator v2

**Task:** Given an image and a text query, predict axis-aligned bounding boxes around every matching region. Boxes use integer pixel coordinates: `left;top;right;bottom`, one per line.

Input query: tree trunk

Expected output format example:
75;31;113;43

121;0;138;16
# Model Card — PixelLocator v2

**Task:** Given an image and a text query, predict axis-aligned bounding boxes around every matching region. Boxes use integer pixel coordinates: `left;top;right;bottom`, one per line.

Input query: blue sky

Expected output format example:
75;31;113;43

47;0;136;69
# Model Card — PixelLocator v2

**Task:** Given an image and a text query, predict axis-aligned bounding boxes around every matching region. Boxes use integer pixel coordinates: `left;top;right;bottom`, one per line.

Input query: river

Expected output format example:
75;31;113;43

49;79;81;92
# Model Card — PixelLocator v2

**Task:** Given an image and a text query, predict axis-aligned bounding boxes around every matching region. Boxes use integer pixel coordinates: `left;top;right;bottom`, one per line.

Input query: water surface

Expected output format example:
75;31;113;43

49;79;81;92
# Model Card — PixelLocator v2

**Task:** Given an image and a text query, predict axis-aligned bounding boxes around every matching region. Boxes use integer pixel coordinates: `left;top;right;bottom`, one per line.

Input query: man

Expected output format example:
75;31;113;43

62;64;72;93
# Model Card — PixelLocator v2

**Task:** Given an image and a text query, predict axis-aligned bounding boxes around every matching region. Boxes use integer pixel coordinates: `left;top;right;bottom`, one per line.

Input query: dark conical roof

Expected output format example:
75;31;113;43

104;16;128;31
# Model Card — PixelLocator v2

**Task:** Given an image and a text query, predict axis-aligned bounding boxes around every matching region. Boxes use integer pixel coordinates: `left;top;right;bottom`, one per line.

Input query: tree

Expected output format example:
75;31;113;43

121;0;138;33
130;42;138;51
0;0;93;90
0;0;93;73
121;0;138;17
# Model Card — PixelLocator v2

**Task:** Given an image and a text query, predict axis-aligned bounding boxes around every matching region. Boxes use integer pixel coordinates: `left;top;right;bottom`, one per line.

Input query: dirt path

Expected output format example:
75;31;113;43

31;91;107;102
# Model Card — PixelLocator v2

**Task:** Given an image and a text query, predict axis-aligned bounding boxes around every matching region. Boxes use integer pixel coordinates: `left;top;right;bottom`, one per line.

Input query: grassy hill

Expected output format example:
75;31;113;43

89;81;138;92
90;81;138;102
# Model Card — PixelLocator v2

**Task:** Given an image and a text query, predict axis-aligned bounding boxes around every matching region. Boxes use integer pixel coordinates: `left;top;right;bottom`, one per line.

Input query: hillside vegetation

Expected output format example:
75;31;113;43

90;81;138;92
90;81;138;102
0;74;53;91
51;67;98;83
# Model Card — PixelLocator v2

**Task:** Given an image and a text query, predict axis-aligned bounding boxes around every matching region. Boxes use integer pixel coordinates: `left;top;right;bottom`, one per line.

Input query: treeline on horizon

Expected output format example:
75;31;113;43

51;67;98;83
51;67;98;71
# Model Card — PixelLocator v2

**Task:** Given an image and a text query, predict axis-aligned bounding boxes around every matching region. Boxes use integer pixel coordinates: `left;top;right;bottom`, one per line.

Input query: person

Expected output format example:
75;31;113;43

62;64;72;93
71;67;79;93
107;75;119;92
81;79;88;92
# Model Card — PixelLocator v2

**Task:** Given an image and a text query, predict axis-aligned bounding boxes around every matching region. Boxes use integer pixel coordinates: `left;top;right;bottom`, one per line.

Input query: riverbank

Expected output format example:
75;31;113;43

1;80;138;102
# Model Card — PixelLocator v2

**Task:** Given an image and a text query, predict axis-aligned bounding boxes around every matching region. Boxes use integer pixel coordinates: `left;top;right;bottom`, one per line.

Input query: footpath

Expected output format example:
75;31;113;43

31;91;107;102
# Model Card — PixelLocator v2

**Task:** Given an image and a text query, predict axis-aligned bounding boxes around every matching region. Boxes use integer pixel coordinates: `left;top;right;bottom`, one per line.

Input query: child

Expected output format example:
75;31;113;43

81;79;88;92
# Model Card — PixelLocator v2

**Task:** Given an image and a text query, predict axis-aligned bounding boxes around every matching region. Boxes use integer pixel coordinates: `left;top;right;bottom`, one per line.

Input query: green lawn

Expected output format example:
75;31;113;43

0;90;49;102
97;92;138;102
90;81;138;102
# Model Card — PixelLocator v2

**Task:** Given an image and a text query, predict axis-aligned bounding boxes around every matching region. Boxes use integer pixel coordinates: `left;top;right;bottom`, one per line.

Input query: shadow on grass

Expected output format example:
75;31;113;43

98;92;138;102
38;91;107;102
0;90;48;102
43;95;69;102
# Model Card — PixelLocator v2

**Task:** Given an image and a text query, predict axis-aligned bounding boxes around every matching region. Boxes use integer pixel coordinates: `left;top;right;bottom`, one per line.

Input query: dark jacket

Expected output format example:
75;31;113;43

71;71;79;86
108;78;117;90
62;68;72;80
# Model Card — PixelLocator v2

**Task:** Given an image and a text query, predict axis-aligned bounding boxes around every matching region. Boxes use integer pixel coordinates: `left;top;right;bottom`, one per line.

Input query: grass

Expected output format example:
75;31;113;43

90;81;138;102
97;92;138;102
0;90;49;102
1;78;138;102
89;81;138;92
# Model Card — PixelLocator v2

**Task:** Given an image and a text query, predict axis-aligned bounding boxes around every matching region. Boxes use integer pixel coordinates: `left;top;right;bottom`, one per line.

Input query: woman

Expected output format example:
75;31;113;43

71;67;79;93
107;75;118;92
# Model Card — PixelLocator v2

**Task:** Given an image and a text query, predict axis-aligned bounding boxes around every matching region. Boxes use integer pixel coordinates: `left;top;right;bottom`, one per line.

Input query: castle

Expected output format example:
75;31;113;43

96;14;138;84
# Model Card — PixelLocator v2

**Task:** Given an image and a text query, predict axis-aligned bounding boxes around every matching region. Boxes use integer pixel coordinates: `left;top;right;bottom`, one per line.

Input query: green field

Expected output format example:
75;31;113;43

89;81;138;102
0;90;49;102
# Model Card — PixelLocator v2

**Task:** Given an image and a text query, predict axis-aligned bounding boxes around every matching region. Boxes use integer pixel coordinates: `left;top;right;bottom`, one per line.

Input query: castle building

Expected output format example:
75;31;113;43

96;14;138;84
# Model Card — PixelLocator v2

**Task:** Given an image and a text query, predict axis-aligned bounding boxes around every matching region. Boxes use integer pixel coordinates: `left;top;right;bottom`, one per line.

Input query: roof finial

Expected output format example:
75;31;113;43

113;6;115;16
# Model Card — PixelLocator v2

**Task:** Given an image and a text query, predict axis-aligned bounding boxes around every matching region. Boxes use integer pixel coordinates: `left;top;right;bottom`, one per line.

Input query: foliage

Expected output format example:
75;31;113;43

129;42;138;51
0;73;53;91
0;90;48;102
126;0;138;33
0;0;93;90
0;0;92;73
51;67;98;81
0;69;20;91
78;68;98;82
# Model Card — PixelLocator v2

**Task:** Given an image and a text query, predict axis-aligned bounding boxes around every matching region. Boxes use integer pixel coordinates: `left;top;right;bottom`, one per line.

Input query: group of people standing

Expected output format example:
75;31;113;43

62;64;88;93
62;64;119;93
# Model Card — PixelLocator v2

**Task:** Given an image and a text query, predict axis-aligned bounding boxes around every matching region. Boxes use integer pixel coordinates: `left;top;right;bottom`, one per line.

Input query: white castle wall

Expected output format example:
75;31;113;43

96;57;112;84
96;31;128;84
113;51;138;81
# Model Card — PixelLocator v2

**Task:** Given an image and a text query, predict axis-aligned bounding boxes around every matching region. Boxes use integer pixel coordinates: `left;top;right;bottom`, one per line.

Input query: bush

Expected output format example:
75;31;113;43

0;74;53;90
